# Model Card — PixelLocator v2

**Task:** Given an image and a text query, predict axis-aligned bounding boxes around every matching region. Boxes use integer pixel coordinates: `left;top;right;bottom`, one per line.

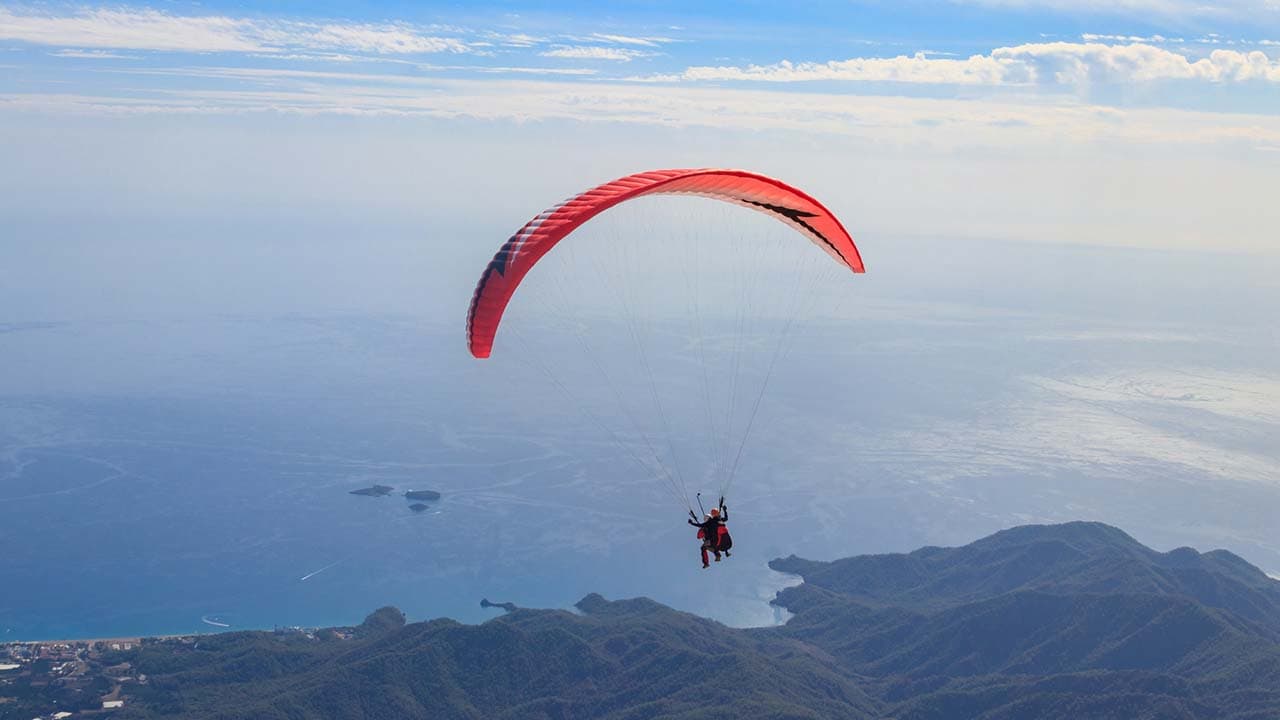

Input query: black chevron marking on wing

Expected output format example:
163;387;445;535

741;199;847;265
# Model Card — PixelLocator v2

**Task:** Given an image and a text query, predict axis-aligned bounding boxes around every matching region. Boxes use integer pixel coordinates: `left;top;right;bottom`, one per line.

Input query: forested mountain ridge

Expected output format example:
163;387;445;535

766;521;1280;719
12;522;1275;720
769;521;1280;629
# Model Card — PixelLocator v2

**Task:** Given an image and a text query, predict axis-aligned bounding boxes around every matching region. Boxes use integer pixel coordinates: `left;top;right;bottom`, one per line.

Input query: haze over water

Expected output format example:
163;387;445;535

3;226;1277;640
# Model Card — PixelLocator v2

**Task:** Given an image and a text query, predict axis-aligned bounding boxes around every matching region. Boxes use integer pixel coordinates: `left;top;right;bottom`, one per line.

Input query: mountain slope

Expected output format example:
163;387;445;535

767;521;1280;719
85;522;1280;720
769;522;1280;633
117;596;879;720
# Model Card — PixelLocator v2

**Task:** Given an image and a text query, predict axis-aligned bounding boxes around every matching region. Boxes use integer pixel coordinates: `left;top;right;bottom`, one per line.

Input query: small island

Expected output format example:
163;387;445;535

408;503;431;513
349;485;394;497
404;490;442;501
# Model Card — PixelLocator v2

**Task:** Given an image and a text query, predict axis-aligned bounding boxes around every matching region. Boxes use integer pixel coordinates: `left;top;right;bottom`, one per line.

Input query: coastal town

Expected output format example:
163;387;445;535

0;637;150;718
1;622;362;720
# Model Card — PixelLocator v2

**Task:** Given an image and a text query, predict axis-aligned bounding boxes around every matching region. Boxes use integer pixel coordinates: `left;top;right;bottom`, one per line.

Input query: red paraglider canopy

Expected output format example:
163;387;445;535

467;168;864;359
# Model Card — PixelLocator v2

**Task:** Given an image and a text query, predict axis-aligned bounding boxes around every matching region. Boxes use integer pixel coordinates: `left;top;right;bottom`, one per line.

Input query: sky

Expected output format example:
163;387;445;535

1;1;1280;637
2;0;1280;265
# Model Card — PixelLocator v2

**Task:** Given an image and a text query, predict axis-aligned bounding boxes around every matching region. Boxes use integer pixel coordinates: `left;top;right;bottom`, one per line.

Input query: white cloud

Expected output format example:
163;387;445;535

299;24;468;54
0;7;470;55
92;65;597;85
999;41;1280;83
51;48;139;59
541;45;649;61
0;8;680;57
492;32;544;48
955;0;1280;19
246;52;399;64
639;42;1280;85
640;53;1016;84
420;64;598;76
0;7;265;52
1082;33;1179;43
585;33;674;47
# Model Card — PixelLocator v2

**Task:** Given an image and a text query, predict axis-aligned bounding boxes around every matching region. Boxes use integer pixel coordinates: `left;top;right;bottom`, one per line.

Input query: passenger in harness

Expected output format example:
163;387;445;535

687;498;731;568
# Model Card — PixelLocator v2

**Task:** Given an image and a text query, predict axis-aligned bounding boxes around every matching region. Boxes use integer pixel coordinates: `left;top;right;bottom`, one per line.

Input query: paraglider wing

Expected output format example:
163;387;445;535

466;168;864;359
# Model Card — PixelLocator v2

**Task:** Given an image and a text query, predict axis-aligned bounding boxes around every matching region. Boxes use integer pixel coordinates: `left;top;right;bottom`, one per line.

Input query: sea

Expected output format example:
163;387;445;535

3;238;1278;641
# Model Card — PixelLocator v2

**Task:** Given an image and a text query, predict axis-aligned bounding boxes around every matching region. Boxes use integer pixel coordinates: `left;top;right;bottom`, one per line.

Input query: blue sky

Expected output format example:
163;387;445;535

4;1;1280;112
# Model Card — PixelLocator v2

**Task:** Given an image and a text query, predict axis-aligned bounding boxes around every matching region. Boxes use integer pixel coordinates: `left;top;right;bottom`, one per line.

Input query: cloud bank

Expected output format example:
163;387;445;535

0;7;471;55
640;42;1280;85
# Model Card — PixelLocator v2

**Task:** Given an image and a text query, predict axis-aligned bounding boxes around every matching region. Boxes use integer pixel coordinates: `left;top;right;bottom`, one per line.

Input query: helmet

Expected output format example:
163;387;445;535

709;507;720;516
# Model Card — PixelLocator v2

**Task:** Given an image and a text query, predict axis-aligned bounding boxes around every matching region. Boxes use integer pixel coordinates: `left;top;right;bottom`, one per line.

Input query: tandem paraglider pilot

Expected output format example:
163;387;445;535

688;497;732;569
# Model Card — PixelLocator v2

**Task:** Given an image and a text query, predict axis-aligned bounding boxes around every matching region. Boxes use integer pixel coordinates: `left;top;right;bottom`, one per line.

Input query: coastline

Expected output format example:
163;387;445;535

3;632;189;645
